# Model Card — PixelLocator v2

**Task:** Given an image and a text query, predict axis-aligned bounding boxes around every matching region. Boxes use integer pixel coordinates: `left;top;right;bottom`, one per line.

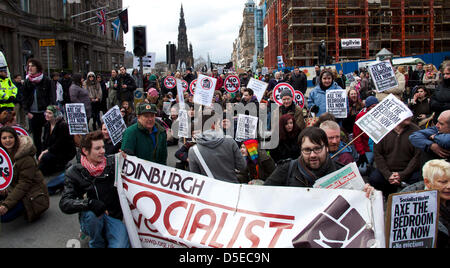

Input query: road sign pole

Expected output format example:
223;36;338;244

47;46;50;76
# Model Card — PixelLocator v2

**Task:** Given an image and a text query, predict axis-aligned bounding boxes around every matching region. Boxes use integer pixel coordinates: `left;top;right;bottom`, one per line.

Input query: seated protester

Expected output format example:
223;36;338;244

353;96;379;168
409;86;433;128
409;110;450;164
175;127;197;171
101;123;121;156
430;63;450;124
264;127;374;197
342;89;364;136
370;117;422;198
270;114;301;164
237;139;276;184
307;69;343;117
59;131;129;248
279;88;306;130
38;105;76;176
0;127;49;223
320;120;356;165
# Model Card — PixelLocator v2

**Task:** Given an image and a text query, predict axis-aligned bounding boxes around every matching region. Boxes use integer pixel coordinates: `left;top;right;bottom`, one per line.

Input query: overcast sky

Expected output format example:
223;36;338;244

122;0;249;64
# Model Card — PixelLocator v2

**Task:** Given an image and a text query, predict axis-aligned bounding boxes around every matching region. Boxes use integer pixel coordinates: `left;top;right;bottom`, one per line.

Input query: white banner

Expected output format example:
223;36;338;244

326;90;347;119
116;155;386;248
355;94;413;144
65;103;88;135
193;74;217;107
368;61;398;93
102;106;127;146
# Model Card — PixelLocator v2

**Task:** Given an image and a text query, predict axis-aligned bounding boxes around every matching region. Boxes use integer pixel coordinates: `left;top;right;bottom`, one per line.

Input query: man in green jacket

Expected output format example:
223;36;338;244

121;103;167;164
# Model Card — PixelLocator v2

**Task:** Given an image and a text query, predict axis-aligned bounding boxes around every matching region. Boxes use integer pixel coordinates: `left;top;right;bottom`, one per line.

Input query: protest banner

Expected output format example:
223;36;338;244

294;91;305;109
386;190;439;248
65;103;88;135
236;114;259;141
177;109;189;138
355;94;413;144
116;155;386;248
224;75;240;93
247;78;268;103
313;163;365;191
273;83;295;106
368;61;398;93
0;147;13;191
326;90;347;119
164;76;176;90
12;126;29;136
193;74;217;107
102;106;127;146
189;79;197;95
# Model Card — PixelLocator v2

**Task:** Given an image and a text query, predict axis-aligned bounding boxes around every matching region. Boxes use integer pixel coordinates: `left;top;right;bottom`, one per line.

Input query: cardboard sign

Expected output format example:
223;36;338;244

386;190;439;248
224;75;240;93
117;155;386;248
326;90;347;119
193;74;217;107
0;147;13;191
164;76;176;90
368;61;398;93
176;79;187;106
273;83;295;106
355;94;413;144
65;103;89;135
102;106;127;146
247;78;268;103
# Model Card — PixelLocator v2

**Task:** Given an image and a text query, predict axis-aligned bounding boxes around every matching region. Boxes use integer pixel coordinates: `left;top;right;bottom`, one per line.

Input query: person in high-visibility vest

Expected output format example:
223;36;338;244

0;62;17;112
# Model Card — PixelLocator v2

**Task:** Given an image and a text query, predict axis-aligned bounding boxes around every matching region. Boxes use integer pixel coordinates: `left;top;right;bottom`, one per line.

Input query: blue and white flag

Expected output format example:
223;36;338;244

112;18;121;41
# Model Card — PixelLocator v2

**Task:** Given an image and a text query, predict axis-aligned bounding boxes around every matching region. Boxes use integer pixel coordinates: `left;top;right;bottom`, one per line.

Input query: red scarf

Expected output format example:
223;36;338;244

81;155;107;177
26;72;43;84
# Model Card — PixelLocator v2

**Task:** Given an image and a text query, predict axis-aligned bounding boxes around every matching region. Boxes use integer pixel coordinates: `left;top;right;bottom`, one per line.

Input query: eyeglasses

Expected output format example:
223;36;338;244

301;145;325;155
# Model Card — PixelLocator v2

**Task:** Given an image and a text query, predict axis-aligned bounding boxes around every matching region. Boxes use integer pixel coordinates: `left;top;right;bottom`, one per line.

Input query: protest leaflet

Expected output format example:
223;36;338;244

313;163;365;191
116;155;386;248
355;94;413;144
65;103;88;135
368;61;398;93
102;106;127;146
193;74;217;107
326;90;347;118
247;78;268;102
236;114;259;141
176;79;188;106
386;190;439;248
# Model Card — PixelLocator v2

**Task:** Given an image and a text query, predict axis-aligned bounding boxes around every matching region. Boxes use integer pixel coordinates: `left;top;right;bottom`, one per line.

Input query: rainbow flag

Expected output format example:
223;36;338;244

244;139;259;164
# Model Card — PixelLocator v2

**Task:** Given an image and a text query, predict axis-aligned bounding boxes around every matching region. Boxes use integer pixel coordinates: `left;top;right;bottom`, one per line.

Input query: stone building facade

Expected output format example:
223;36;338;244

0;0;125;76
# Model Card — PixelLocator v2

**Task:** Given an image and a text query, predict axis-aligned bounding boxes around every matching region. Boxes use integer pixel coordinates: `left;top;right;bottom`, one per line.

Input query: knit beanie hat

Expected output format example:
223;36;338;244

147;88;159;98
280;88;293;99
365;96;379;108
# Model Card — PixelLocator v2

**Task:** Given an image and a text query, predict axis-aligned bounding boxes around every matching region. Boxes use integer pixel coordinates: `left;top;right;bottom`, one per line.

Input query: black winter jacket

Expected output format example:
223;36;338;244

59;156;123;220
42;117;76;163
23;75;53;113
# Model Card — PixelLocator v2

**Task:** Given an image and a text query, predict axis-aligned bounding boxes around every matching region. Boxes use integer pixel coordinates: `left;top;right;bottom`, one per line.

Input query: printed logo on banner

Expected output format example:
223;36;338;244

189;79;197;95
200;77;214;91
0;147;13;191
273;83;295;106
292;195;375;248
164;76;176;89
224;75;240;93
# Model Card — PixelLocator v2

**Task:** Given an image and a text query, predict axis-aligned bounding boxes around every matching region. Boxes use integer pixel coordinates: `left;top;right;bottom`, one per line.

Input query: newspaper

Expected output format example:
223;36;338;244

313;162;365;190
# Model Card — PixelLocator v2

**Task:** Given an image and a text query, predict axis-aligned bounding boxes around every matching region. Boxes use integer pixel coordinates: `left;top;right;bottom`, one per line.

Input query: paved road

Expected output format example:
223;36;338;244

0;145;179;248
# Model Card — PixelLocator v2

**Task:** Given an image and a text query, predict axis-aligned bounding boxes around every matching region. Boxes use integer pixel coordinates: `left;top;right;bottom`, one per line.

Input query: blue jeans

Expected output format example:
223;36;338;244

79;211;130;248
0;200;24;223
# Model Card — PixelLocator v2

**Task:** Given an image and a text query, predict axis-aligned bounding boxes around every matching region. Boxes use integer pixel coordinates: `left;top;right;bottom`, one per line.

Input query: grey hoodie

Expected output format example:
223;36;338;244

188;130;246;183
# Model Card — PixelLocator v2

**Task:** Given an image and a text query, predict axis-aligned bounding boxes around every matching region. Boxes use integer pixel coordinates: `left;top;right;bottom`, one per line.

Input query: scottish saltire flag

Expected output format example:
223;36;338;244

96;9;107;35
112;18;121;41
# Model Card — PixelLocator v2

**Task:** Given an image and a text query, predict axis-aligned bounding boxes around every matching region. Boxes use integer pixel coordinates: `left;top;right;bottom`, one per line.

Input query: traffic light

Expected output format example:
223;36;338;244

166;43;176;65
133;26;147;57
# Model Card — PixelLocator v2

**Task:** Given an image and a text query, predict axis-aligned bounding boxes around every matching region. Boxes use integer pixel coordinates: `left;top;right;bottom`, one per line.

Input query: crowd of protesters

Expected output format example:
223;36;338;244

0;56;449;248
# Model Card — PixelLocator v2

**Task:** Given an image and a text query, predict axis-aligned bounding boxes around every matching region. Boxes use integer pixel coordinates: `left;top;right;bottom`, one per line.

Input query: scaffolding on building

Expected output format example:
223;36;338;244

264;0;449;68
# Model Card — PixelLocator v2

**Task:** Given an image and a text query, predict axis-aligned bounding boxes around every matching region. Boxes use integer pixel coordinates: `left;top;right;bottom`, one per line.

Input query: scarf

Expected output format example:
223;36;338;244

299;155;336;186
243;139;260;180
26;72;43;84
81;155;107;177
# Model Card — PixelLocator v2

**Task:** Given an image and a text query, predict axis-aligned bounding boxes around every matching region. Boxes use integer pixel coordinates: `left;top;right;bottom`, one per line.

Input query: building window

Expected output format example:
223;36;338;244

21;0;30;13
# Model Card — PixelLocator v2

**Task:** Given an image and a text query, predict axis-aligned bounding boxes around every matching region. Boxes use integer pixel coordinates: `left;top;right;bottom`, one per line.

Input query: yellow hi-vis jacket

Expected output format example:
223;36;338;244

0;77;17;109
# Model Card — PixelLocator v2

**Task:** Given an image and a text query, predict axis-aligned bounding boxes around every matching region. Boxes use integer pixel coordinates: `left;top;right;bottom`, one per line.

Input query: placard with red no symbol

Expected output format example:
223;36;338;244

273;83;295;106
0;147;13;191
294;90;305;109
224;75;240;93
189;79;197;95
12;126;29;137
164;76;176;89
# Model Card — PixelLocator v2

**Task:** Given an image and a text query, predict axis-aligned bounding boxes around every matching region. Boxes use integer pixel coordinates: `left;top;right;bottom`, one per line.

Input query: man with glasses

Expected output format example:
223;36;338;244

264;127;345;187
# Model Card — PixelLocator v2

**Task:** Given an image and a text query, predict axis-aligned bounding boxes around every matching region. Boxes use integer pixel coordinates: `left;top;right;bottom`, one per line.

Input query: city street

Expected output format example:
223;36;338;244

0;145;179;248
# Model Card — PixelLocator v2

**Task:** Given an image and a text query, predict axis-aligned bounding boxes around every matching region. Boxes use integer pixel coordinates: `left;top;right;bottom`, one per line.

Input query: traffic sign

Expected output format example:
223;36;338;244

39;39;56;47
